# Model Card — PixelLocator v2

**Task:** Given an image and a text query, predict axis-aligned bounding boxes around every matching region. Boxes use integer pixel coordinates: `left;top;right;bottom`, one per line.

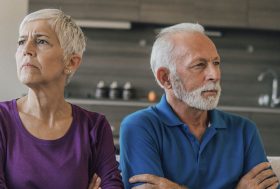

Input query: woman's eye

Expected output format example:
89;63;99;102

36;39;48;45
18;40;25;46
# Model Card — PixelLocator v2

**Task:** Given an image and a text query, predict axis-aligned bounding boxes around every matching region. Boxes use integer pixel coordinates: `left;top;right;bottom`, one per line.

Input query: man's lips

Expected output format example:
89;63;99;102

202;90;218;96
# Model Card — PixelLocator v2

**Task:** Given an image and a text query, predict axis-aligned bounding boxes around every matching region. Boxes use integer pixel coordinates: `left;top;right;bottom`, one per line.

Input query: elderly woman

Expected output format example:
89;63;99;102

0;9;123;189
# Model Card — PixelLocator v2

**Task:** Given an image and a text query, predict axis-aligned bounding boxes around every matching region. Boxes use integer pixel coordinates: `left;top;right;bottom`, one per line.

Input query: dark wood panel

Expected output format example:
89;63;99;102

28;2;61;12
195;0;248;27
29;0;60;3
84;0;139;21
248;0;280;30
29;2;94;19
139;0;195;24
29;0;140;21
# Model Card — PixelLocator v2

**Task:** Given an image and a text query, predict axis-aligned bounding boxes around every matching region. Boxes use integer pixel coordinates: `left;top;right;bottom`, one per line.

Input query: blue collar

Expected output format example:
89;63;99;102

154;94;227;129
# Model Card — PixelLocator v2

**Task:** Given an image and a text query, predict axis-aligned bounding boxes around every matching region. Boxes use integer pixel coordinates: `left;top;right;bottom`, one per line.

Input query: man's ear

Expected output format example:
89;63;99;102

64;54;82;74
156;67;172;89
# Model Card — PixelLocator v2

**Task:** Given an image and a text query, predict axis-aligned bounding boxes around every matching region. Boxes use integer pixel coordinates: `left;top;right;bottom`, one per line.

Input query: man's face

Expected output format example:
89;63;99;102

169;32;221;110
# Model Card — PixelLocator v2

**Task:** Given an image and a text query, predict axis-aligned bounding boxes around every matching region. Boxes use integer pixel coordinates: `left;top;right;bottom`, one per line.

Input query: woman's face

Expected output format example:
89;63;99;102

15;19;66;88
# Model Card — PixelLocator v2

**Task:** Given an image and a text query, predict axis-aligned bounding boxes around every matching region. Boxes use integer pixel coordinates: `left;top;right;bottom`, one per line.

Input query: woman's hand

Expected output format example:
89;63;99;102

88;174;101;189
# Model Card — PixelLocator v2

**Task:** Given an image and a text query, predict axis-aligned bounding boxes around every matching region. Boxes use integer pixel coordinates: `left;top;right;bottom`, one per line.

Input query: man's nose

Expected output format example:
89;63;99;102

23;40;36;56
206;63;221;82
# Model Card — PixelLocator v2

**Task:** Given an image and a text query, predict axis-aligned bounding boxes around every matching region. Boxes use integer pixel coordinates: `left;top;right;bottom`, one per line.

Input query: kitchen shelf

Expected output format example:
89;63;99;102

219;106;280;114
67;98;280;114
67;98;154;107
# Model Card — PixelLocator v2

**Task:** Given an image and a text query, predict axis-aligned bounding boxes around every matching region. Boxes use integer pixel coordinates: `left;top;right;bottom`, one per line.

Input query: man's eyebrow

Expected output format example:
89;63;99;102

191;56;220;63
213;56;221;61
192;57;207;62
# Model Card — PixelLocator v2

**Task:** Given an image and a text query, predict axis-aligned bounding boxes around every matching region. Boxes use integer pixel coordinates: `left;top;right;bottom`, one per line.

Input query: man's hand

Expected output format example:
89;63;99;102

236;162;279;189
88;174;101;189
129;174;188;189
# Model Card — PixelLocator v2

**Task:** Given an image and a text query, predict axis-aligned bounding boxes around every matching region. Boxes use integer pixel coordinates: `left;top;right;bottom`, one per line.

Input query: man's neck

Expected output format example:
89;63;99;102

166;93;209;142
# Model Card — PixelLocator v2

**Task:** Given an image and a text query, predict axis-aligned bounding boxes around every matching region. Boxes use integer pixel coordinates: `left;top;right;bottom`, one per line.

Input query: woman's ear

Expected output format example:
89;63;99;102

64;54;82;75
156;67;172;89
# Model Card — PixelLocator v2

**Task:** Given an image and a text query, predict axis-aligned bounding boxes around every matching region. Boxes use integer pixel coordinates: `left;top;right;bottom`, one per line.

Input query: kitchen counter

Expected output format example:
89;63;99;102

67;98;280;114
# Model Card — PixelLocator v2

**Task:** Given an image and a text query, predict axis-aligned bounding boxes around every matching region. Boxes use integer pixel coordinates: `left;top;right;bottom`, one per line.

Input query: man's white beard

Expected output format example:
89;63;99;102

170;74;221;110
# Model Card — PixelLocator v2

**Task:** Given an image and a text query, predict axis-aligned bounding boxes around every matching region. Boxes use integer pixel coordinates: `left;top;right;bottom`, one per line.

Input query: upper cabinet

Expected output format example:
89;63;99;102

139;0;195;24
248;0;280;30
29;0;280;31
194;0;248;28
138;0;248;28
29;0;140;21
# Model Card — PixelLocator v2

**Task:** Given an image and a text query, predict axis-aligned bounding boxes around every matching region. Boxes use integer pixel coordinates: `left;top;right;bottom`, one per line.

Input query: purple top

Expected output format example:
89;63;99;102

0;99;123;189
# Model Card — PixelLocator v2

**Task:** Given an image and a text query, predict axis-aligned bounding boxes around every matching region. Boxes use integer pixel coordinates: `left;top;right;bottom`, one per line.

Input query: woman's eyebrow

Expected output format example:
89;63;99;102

19;33;50;39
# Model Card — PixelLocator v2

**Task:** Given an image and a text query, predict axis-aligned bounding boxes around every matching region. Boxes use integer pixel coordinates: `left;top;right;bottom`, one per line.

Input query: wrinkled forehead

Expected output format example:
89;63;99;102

19;20;59;41
20;18;55;35
171;32;220;61
172;32;215;48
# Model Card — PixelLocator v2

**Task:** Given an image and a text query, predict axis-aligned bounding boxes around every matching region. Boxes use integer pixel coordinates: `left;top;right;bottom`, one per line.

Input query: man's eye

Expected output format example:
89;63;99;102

213;61;220;66
195;63;206;68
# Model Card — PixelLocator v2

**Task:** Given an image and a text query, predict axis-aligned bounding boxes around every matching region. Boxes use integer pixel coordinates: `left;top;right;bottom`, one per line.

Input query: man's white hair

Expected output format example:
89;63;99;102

150;23;205;87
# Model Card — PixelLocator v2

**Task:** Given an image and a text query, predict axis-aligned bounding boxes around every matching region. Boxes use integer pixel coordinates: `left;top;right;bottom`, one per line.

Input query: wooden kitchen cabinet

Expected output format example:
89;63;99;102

139;0;195;24
29;0;90;19
139;0;248;27
248;0;280;30
194;0;248;28
29;0;60;13
29;0;140;21
86;0;139;21
29;0;280;31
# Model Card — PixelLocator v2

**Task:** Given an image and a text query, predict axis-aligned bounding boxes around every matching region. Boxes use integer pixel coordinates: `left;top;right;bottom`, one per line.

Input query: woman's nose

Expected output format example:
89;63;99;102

23;40;36;56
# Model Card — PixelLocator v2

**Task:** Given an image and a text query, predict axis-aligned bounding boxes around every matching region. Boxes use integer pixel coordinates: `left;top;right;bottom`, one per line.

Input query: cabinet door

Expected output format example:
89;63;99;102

87;0;140;21
29;0;61;13
139;0;195;24
28;0;90;19
248;0;280;30
29;0;139;21
194;0;248;28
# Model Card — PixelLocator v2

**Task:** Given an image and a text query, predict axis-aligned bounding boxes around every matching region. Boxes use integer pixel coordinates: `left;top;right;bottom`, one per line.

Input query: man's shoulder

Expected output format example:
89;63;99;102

120;105;161;132
213;109;256;128
122;106;157;124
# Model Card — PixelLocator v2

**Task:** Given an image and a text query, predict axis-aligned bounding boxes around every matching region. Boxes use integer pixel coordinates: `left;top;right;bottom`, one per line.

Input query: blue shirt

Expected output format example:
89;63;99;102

119;95;269;189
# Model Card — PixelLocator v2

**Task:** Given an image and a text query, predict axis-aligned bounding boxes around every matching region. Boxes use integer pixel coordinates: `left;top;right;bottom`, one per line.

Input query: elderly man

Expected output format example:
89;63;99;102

119;23;279;189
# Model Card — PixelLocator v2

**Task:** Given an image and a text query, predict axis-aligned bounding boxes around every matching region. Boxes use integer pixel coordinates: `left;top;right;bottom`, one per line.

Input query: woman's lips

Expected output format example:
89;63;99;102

21;63;38;69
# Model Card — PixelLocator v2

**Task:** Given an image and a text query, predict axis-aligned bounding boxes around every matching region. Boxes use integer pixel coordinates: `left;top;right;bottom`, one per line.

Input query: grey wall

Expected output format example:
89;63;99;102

0;0;28;101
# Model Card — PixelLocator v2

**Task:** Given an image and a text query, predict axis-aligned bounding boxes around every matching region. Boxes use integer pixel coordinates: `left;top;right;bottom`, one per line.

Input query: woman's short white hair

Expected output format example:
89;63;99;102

150;23;205;87
19;9;86;84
